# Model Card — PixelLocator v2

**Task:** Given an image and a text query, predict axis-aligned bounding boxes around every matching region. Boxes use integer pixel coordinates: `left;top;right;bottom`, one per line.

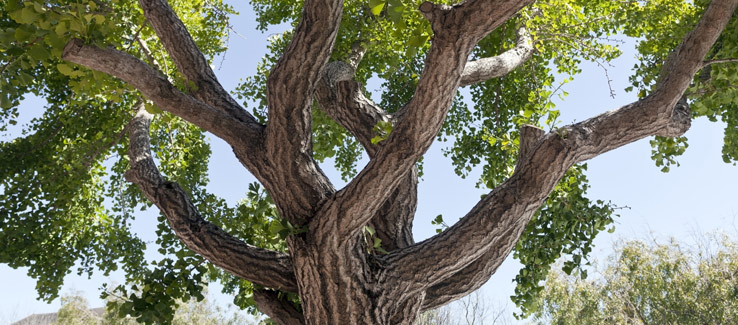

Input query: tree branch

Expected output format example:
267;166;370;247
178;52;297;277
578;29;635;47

263;0;343;163
565;0;737;162
369;168;418;251
137;0;257;126
316;61;390;156
421;246;508;310
123;103;297;292
255;0;344;225
316;60;416;252
61;39;264;153
380;0;738;296
346;40;367;71
420;0;536;40
62;23;332;230
381;132;562;292
60;39;328;224
312;0;533;240
253;289;304;325
459;26;534;87
315;23;530;251
421;126;544;309
701;57;738;68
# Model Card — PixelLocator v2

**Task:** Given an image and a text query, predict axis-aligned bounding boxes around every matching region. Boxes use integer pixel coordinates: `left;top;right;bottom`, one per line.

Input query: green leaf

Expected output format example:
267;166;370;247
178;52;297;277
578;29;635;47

364;225;376;236
368;0;385;16
18;71;34;84
407;35;428;48
370;135;384;144
14;27;33;42
57;63;75;76
28;44;50;61
269;221;286;236
0;95;11;109
386;0;404;23
17;6;39;24
55;22;68;35
145;102;164;115
373;237;382;248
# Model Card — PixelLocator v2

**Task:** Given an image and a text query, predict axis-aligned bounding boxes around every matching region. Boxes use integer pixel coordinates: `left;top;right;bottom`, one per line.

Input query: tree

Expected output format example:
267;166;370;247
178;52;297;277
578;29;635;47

1;0;737;323
533;234;738;324
52;291;253;325
415;291;513;325
56;293;105;325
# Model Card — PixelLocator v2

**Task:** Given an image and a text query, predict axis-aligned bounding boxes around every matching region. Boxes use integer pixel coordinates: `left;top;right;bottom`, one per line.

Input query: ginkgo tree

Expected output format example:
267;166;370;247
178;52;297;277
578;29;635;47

2;0;738;323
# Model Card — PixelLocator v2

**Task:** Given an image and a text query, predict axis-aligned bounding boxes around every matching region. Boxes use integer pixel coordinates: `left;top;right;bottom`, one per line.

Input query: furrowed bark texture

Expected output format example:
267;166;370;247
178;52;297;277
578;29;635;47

138;0;256;125
261;0;343;225
253;289;305;325
393;0;737;310
316;61;417;252
123;104;297;292
62;0;738;323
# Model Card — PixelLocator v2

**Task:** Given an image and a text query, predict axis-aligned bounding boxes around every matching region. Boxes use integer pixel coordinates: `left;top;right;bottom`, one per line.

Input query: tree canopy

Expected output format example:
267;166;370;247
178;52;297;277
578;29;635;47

1;0;737;323
534;234;738;324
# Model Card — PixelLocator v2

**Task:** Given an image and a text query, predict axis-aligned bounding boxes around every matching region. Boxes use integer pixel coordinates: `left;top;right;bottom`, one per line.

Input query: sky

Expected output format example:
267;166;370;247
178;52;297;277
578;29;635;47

2;2;737;324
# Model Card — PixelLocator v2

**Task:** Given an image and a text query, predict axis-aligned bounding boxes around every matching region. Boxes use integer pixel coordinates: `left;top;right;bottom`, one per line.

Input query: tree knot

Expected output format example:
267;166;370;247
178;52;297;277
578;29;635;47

61;38;85;60
324;61;354;88
419;2;452;32
656;97;692;137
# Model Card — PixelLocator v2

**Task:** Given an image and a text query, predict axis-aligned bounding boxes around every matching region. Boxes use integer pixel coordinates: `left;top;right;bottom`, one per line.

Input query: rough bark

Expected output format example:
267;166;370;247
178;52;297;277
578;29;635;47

314;0;535;242
61;0;738;323
138;0;255;125
316;61;389;156
123;103;297;292
418;125;545;310
385;0;736;307
460;26;534;87
61;39;262;149
253;289;304;325
316;60;417;252
261;0;343;225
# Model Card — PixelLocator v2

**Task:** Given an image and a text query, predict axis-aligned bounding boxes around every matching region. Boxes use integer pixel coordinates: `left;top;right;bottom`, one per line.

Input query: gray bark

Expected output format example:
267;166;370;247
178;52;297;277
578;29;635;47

460;26;535;87
61;0;738;323
253;289;304;325
123;103;297;292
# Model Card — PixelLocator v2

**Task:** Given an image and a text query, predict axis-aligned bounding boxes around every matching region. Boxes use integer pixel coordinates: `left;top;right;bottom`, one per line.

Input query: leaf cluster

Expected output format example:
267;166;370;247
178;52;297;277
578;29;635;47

535;234;738;324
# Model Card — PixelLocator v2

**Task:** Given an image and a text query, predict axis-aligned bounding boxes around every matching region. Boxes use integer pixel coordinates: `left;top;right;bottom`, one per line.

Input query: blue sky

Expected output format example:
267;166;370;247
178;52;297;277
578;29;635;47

2;2;737;324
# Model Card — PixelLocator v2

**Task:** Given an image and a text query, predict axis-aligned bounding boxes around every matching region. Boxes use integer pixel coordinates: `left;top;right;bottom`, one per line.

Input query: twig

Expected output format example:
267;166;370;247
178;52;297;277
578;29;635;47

701;57;738;68
125;22;148;51
0;36;43;74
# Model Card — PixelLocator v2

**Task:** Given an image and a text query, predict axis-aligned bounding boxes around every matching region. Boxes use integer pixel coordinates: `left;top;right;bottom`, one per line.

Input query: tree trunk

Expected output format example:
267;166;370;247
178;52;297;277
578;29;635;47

58;0;738;323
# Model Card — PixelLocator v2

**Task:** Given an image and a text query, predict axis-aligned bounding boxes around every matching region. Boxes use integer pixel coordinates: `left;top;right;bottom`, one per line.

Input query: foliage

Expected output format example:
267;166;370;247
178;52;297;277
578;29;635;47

56;293;104;325
1;0;737;322
512;164;618;317
53;291;255;325
534;234;738;324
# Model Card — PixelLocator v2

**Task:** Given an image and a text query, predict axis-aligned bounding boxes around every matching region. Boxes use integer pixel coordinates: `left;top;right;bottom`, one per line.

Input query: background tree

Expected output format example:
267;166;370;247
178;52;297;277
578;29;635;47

51;290;253;325
56;293;105;325
415;291;513;325
1;0;738;323
534;233;738;324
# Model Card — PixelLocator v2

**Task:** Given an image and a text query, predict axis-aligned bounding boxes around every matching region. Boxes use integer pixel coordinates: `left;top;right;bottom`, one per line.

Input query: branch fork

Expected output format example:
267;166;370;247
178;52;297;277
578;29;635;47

58;0;738;322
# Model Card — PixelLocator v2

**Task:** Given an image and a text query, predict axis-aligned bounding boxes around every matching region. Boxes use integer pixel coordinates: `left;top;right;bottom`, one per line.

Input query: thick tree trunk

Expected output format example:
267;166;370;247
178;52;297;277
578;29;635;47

288;227;426;324
290;237;386;324
60;0;738;323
